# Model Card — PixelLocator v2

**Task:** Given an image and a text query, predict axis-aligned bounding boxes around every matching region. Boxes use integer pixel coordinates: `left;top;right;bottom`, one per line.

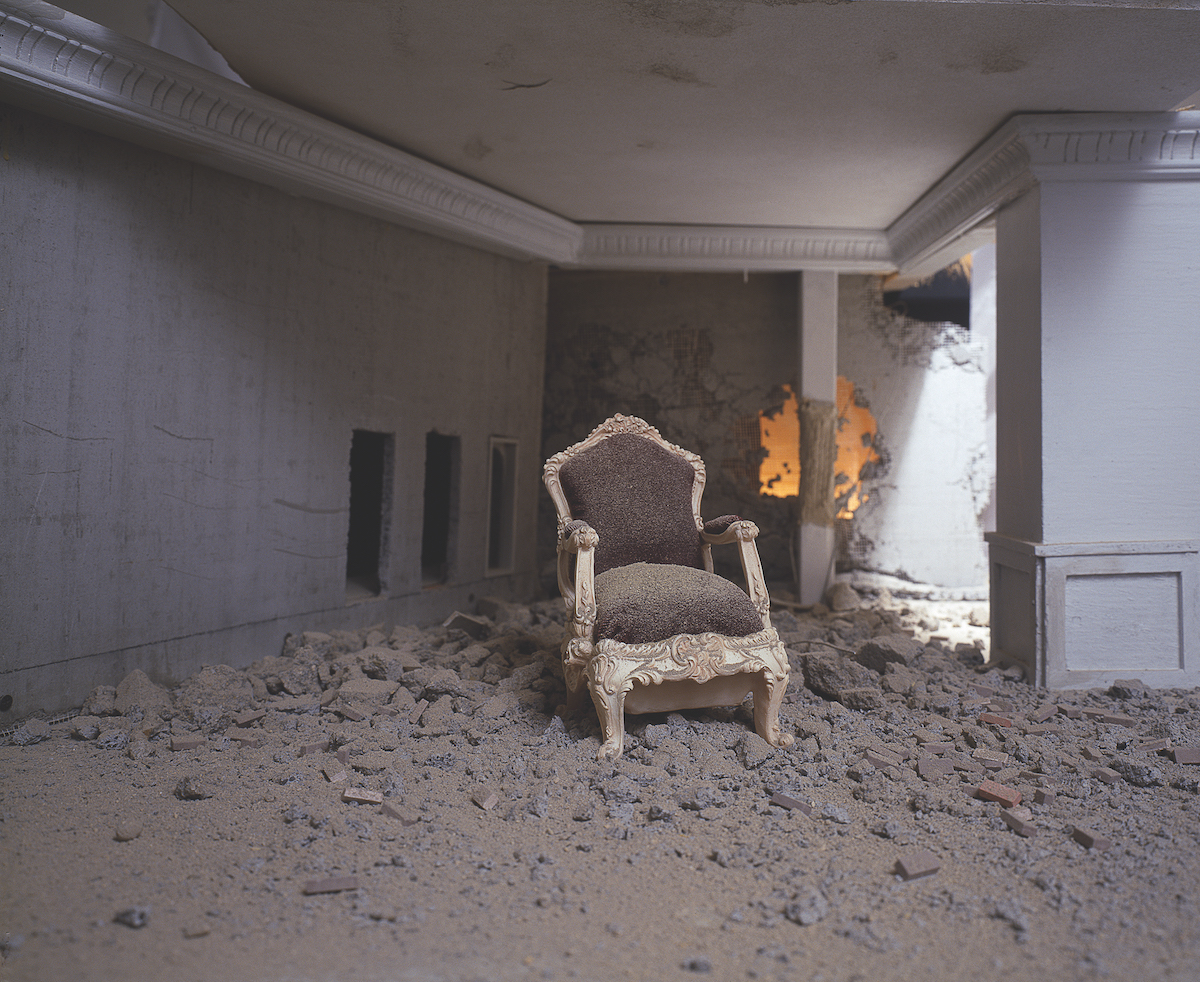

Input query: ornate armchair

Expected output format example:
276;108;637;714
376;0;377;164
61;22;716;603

543;414;794;760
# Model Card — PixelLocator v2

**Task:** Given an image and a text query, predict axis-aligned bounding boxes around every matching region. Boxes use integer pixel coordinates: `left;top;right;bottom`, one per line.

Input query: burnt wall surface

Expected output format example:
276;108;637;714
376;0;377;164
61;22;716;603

1;103;548;720
541;271;797;586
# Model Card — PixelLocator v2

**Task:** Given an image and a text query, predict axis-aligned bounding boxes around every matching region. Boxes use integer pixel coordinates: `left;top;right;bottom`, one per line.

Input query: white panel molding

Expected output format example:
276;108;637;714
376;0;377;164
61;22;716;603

888;112;1200;274
576;224;894;273
0;2;581;263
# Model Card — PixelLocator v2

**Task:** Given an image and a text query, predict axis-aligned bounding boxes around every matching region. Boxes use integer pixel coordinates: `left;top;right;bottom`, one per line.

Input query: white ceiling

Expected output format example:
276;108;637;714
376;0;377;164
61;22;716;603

48;0;1200;235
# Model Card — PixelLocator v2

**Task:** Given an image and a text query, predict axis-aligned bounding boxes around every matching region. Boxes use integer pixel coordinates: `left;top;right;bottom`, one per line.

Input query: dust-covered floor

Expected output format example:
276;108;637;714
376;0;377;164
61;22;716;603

2;588;1199;982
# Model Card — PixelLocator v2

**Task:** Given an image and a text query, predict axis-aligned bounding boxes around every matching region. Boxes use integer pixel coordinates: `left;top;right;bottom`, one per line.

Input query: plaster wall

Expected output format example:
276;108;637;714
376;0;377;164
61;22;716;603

837;271;994;589
1038;180;1200;544
541;271;798;584
1;104;548;720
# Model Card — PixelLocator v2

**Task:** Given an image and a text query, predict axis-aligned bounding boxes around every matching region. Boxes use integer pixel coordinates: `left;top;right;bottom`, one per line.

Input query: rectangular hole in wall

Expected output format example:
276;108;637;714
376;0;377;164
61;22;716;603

346;429;393;601
422;431;459;586
486;437;518;575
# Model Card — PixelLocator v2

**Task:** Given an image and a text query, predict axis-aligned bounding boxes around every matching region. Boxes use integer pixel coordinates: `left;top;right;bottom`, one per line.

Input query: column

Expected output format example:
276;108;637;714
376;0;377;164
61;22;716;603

796;270;839;606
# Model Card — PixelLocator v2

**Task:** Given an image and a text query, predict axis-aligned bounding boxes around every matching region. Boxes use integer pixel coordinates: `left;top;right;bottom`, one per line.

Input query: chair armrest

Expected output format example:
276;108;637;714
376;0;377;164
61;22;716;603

556;521;599;629
700;518;772;628
560;520;599;552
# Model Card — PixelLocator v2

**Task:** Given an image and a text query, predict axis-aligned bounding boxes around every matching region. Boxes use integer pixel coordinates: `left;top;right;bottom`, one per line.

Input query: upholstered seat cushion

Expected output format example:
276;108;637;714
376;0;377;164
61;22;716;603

594;562;765;644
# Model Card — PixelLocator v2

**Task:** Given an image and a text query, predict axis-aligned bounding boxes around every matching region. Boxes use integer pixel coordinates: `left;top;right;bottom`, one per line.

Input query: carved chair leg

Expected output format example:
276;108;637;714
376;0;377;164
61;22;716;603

589;683;628;761
752;671;795;750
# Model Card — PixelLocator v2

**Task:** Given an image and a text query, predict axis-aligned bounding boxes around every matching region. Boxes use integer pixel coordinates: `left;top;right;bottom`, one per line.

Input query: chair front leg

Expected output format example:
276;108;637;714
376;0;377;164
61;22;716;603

752;669;795;750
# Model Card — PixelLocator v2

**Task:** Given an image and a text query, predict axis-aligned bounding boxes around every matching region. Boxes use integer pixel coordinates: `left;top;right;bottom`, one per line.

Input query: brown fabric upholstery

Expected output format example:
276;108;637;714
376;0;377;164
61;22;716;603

703;515;740;535
594;562;764;644
558;433;702;575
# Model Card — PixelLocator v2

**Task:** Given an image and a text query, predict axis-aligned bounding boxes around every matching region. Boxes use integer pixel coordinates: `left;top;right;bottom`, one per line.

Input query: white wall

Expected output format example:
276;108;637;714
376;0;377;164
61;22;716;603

837;264;995;589
0;103;548;720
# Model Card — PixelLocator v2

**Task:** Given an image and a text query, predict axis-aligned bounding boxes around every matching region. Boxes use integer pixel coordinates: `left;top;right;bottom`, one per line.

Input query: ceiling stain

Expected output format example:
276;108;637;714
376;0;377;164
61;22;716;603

622;0;745;38
646;63;713;86
462;136;493;161
979;46;1027;75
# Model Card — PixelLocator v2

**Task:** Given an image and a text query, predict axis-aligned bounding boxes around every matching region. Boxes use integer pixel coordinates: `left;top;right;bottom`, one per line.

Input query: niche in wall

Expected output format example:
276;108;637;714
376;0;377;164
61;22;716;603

486;437;518;575
422;431;460;585
346;429;394;599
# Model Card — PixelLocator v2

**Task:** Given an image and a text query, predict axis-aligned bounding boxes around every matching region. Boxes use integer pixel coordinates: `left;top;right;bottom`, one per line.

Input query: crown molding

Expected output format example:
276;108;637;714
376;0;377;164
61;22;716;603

576;224;894;273
0;2;581;263
888;112;1200;273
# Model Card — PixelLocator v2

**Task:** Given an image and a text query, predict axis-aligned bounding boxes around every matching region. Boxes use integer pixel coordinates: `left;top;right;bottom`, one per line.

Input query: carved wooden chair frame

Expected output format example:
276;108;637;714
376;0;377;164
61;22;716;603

543;414;793;760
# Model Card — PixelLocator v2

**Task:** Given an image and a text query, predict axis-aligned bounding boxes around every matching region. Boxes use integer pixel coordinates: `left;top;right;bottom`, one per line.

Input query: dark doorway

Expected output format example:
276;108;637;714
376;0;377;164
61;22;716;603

346;429;392;597
422;431;459;585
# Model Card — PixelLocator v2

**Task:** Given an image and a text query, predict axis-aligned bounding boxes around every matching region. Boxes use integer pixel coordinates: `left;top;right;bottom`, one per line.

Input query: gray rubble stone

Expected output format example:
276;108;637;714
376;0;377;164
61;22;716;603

852;634;925;674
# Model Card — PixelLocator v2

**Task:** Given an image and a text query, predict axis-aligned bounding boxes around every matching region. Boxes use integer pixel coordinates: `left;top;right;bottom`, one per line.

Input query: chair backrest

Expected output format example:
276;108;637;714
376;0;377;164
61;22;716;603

544;416;706;576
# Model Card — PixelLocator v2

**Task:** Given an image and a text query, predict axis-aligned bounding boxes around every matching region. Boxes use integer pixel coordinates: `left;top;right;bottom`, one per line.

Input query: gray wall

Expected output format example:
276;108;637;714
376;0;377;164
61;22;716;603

541;271;799;585
1;104;548;720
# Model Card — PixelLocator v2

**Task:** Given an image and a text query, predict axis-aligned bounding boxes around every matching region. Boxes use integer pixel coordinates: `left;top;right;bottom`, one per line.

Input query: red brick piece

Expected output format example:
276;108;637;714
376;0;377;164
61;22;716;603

1081;745;1105;762
969;684;995;698
1173;747;1200;765
979;713;1013;727
234;710;266;727
1101;713;1135;727
302;876;359;895
977;779;1022;808
409;699;429;725
920;741;954;755
1137;738;1170;753
472;790;500;811
1082;708;1108;720
895;849;940;880
1058;706;1083;719
228;733;261;748
1033;789;1056;806
1001;808;1037;837
299;740;329;756
1091;767;1121;785
1025;724;1062;736
769;792;813;815
1072;826;1113;852
170;737;204;752
342;788;385;805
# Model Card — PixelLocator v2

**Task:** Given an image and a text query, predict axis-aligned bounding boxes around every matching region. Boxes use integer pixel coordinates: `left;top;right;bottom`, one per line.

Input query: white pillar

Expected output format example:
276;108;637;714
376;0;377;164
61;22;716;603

796;270;839;606
989;171;1200;687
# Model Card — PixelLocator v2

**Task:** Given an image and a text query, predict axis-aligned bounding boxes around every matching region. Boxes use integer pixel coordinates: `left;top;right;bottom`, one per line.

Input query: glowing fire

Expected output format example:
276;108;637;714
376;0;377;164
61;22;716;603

758;378;881;518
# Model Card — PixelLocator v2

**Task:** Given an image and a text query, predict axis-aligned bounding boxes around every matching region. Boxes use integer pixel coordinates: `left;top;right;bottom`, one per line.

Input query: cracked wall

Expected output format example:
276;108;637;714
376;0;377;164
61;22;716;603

541;271;798;586
837;261;995;588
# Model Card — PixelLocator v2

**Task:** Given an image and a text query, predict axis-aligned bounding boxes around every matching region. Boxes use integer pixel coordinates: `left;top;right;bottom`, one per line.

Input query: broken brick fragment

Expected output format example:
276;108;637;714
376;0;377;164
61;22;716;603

234;710;266;727
335;703;367;722
299;740;329;756
1173;747;1200;765
170;737;204;752
978;713;1013;727
768;792;813;815
323;767;348;784
1071;826;1113;852
228;733;261;748
919;741;954;755
863;746;902;769
472;789;501;811
302;876;359;895
1101;713;1135;727
895;849;940;880
917;757;954;781
1025;723;1062;736
976;779;1021;808
1091;767;1121;785
1033;789;1057;806
342;788;385;805
1081;746;1105;762
1030;704;1058;723
1000;808;1037;837
381;802;420;826
1137;738;1170;753
409;699;429;725
1058;706;1083;719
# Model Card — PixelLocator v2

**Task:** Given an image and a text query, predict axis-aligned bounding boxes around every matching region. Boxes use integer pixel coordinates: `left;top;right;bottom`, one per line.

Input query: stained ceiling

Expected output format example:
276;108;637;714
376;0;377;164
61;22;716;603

50;0;1200;234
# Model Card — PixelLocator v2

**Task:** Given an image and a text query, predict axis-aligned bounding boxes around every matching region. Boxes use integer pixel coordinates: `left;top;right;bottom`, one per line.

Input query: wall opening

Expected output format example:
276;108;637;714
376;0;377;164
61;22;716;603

486;437;519;575
758;379;880;518
346;429;393;598
422;431;460;585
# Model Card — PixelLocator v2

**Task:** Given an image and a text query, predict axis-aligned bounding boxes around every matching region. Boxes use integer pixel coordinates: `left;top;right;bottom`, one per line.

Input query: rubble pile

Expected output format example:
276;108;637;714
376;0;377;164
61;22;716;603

3;589;1200;981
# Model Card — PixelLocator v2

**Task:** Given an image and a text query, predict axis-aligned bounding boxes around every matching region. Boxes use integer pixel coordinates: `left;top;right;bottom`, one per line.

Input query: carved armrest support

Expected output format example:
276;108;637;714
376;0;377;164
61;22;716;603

701;518;772;628
556;520;598;633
